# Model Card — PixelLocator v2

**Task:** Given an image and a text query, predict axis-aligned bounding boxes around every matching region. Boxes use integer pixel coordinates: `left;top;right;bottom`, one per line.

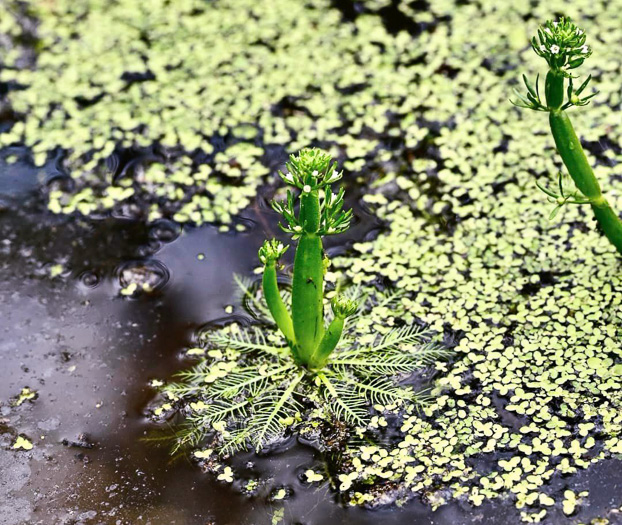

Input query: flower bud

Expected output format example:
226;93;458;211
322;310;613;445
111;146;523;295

258;239;289;264
331;295;358;318
531;18;591;74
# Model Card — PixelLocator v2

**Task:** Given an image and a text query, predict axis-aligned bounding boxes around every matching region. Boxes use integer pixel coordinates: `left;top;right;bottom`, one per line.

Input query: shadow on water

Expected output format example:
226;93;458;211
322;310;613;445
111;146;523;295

2;164;622;525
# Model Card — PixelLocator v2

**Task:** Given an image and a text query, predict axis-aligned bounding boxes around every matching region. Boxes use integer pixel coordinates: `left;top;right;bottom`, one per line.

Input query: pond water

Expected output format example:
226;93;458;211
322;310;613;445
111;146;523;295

2;161;622;525
4;1;622;523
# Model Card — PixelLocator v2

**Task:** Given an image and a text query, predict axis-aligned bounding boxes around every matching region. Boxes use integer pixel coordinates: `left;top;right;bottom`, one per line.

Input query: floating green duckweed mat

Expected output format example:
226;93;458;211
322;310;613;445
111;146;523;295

2;0;622;522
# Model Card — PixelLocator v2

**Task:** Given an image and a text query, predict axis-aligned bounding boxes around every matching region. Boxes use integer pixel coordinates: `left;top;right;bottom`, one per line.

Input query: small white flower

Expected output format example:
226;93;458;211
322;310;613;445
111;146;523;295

303;184;311;193
282;172;294;183
580;45;589;54
326;170;340;183
576;29;584;36
312;170;318;176
553;21;558;28
540;45;547;52
550;45;560;54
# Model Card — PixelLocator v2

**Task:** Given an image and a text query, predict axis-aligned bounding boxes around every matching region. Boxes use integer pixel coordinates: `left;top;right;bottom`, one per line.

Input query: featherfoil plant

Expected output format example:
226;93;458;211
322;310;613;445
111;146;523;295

151;149;450;456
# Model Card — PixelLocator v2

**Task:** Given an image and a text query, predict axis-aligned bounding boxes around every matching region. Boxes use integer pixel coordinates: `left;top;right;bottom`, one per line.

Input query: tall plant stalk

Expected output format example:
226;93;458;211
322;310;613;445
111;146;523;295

292;193;325;361
259;149;356;370
512;18;622;254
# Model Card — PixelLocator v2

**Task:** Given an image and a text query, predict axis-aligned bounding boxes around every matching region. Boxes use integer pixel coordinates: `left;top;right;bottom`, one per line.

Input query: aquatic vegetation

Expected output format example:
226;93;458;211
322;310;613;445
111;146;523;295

12;436;33;451
152;150;449;454
1;0;429;226
513;18;622;253
333;165;622;521
261;148;355;369
117;260;170;297
11;387;37;406
4;0;622;521
155;282;446;455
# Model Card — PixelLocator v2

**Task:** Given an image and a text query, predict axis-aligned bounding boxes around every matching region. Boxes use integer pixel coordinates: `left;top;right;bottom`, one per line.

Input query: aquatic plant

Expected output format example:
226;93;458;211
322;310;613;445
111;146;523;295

261;148;355;369
153;150;448;455
512;18;622;253
4;0;622;519
137;6;622;521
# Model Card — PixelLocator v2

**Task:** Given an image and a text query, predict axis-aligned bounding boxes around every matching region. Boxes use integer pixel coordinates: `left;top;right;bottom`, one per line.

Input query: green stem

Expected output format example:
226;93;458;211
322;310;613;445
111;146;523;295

308;315;345;370
292;233;325;364
545;70;564;110
292;190;325;365
300;190;321;233
591;204;622;254
549;111;601;198
548;109;622;254
262;261;296;353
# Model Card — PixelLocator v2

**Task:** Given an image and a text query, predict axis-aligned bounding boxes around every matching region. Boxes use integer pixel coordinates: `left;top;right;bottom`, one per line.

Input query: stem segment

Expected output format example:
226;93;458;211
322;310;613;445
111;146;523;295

541;68;622;254
292;190;325;364
262;261;296;354
548;108;622;254
545;70;564;110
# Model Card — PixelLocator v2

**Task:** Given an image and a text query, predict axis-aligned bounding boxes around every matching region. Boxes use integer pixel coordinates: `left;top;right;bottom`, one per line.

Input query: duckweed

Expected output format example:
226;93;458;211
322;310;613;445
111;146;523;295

328;2;622;520
11;387;37;406
12;436;33;450
3;0;622;521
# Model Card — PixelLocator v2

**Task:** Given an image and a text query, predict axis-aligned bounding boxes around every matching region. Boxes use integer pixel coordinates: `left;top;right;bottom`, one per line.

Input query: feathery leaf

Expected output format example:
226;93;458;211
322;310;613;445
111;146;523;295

318;372;369;427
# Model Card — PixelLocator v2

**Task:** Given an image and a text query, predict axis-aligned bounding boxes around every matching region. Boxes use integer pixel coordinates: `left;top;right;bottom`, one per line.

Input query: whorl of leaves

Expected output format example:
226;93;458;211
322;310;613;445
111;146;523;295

153;283;450;455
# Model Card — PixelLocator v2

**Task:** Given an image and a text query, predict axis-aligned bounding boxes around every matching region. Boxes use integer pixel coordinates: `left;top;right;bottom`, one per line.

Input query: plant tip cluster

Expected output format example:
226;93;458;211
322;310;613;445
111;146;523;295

531;18;592;75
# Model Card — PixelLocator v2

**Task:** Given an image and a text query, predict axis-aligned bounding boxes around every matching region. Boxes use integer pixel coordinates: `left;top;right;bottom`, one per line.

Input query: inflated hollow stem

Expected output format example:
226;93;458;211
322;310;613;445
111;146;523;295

546;70;622;254
308;312;346;370
262;259;297;358
292;189;325;365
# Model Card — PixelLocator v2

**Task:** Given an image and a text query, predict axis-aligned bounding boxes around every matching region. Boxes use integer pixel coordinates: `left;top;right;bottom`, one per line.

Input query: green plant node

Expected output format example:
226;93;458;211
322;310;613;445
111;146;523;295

331;295;359;319
258;239;289;265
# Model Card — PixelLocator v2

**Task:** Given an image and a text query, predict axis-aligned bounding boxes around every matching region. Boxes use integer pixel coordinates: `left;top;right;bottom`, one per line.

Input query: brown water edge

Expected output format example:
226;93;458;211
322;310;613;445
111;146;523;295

1;179;622;525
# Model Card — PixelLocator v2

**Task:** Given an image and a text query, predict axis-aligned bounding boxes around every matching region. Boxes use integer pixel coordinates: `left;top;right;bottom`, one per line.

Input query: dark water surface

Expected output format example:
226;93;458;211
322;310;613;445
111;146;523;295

2;163;622;525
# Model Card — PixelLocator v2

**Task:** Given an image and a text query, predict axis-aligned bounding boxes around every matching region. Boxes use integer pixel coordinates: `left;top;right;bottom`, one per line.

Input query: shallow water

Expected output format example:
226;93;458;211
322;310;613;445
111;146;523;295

2;161;622;525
